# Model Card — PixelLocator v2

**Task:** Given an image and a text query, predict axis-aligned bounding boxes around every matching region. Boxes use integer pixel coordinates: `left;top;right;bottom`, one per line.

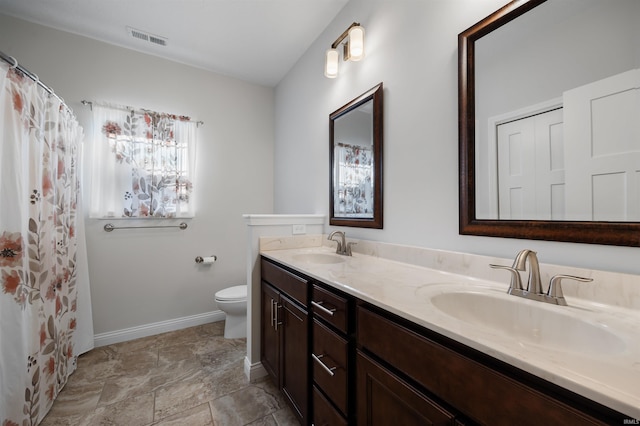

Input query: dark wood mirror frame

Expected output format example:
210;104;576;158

330;83;383;228
458;0;640;247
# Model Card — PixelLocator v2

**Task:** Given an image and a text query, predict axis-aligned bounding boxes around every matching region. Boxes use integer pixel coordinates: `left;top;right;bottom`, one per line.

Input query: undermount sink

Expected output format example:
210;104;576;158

429;290;626;355
292;253;345;264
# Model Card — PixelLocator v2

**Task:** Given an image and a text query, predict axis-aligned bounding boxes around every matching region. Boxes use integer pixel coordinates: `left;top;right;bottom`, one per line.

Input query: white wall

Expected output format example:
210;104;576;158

274;0;640;276
0;14;275;335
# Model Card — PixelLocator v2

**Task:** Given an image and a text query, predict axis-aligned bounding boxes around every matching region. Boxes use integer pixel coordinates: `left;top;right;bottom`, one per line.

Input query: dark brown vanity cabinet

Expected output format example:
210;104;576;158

261;257;627;426
261;259;310;424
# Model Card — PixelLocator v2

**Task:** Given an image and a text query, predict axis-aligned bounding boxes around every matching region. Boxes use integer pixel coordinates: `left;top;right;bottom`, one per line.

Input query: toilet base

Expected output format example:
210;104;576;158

223;314;247;339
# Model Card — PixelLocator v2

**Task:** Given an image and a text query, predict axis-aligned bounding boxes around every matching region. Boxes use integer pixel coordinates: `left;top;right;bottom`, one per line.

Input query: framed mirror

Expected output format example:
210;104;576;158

330;83;383;228
459;0;640;246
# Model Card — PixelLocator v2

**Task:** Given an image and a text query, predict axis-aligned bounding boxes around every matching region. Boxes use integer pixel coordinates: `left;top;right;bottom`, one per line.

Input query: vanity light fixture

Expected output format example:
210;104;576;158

324;22;365;78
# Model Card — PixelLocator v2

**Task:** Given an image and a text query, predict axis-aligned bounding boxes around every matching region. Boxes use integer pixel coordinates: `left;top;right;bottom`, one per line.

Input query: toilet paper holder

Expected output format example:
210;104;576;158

195;255;217;264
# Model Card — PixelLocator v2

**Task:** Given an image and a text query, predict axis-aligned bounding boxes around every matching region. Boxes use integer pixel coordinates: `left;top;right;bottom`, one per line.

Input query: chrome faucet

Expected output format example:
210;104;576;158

327;231;355;256
491;249;592;306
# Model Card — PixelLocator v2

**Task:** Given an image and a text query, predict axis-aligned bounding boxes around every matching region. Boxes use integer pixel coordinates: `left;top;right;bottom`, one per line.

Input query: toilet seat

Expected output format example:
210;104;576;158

215;285;247;302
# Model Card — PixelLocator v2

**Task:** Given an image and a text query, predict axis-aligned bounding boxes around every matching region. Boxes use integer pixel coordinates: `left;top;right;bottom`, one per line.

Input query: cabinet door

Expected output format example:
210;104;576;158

281;295;309;423
261;282;280;383
357;351;455;426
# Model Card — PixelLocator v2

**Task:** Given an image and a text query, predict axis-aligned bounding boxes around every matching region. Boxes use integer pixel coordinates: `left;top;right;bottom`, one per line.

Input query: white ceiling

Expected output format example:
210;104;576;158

0;0;350;87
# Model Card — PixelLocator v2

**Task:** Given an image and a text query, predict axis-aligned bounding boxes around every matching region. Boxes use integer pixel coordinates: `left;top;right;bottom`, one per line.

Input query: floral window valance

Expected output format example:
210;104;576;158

89;104;197;218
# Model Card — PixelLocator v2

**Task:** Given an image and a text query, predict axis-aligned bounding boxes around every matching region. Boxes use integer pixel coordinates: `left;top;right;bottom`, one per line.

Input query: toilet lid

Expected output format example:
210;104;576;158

216;285;247;301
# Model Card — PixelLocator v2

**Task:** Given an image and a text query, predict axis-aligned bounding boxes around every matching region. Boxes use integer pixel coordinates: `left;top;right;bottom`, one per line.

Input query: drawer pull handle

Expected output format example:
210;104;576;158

270;299;275;327
274;303;282;331
311;300;336;316
312;353;337;377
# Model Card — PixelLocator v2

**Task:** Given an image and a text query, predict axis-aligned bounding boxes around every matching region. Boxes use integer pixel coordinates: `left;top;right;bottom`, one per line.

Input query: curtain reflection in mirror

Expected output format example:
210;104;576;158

334;143;373;217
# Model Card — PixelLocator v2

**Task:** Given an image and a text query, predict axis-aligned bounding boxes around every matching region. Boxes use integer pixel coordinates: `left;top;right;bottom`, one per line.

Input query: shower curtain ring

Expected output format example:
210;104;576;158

9;56;18;69
33;74;39;84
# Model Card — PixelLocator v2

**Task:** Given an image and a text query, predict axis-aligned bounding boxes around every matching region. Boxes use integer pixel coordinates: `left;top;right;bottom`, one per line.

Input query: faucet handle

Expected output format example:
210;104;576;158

547;274;593;305
490;264;524;294
345;242;357;256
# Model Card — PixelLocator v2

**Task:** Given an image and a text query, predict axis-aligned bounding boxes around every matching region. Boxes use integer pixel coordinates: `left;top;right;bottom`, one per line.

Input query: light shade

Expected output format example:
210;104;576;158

324;48;339;78
348;26;365;61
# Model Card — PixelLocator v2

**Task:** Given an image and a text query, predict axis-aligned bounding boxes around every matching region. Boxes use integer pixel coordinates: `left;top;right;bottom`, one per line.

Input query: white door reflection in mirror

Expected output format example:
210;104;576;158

496;108;564;220
491;68;640;221
564;68;640;221
473;0;640;222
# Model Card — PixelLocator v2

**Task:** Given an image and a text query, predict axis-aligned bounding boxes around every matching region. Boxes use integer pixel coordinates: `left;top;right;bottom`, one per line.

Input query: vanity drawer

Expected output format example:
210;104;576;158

312;319;349;415
313;386;348;426
261;259;308;306
357;305;608;426
311;284;349;333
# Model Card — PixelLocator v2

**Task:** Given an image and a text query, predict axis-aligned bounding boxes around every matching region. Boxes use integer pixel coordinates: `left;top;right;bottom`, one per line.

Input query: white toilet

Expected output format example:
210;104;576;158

215;285;247;339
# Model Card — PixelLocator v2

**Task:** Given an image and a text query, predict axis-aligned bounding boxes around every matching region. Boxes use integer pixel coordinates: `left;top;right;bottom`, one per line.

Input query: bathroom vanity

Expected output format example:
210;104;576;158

259;241;638;425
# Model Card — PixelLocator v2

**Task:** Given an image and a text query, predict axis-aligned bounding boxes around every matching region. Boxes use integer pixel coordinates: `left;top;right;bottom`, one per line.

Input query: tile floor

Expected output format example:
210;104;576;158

40;322;299;425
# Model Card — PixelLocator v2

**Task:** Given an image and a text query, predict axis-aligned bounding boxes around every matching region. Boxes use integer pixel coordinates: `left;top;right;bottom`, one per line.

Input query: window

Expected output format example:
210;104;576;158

88;104;197;218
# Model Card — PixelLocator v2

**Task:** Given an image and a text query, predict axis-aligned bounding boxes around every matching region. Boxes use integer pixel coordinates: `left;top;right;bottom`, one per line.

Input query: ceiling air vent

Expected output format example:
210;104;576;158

148;35;167;46
126;26;168;47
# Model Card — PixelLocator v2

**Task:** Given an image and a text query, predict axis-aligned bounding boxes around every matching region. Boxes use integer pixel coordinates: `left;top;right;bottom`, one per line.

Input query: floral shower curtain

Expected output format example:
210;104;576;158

0;61;93;424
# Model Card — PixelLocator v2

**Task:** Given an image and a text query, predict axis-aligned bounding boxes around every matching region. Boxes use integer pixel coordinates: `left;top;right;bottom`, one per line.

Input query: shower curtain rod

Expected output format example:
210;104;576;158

0;50;68;108
81;99;204;127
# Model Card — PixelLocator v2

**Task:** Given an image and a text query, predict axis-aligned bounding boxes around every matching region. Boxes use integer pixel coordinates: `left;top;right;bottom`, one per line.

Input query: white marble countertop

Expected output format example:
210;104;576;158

261;245;640;419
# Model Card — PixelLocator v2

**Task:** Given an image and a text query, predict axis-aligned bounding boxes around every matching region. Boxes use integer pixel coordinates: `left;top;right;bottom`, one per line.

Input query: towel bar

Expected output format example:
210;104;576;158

103;222;188;232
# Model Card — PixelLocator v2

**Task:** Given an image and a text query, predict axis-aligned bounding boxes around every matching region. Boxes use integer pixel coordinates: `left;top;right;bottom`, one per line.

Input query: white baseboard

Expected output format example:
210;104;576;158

93;310;226;347
244;356;268;382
